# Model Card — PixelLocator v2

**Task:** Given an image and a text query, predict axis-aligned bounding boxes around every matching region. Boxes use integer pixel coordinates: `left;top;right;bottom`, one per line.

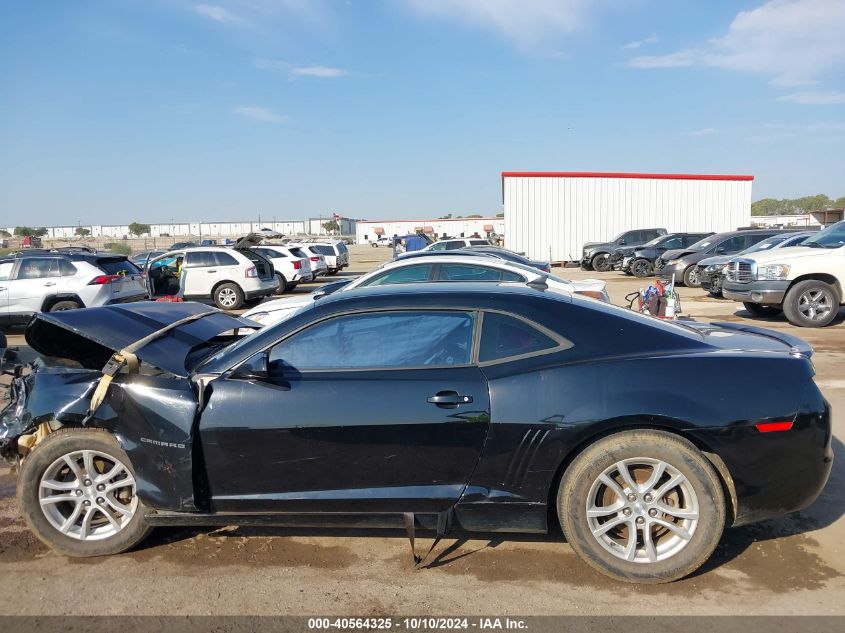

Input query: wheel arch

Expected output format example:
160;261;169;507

40;293;84;312
786;273;843;299
545;420;737;532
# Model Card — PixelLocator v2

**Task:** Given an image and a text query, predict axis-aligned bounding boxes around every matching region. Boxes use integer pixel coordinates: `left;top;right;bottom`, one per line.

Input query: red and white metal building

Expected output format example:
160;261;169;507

502;172;754;262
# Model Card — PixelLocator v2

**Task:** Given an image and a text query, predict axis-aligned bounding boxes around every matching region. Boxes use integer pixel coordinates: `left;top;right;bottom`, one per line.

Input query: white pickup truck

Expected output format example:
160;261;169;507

722;220;845;327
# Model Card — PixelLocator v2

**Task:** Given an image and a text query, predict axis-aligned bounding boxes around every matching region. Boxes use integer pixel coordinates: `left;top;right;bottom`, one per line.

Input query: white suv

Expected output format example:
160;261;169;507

285;244;328;278
424;238;492;251
251;245;310;293
0;252;146;325
308;241;349;275
244;254;609;326
146;240;277;310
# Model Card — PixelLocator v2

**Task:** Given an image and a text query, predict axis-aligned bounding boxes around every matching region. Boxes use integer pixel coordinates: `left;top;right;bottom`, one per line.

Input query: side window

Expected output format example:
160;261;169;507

185;251;215;268
214;252;239;266
429;242;448;251
261;248;285;259
443;241;464;250
268;311;475;370
718;236;750;253
59;260;78;276
364;264;434;286
439;264;514;282
479;312;560;363
469;240;489;246
15;258;60;280
0;262;13;281
642;230;661;241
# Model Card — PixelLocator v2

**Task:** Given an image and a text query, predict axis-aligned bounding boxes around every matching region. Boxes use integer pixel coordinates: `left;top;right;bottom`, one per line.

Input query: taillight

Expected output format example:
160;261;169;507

293;260;302;270
755;421;794;433
310;256;320;262
245;266;258;278
89;274;121;285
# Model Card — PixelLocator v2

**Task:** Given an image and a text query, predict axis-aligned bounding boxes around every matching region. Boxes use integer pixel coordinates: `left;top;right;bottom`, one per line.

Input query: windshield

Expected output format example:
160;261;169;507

642;235;666;247
802;222;845;249
739;236;786;254
686;236;718;252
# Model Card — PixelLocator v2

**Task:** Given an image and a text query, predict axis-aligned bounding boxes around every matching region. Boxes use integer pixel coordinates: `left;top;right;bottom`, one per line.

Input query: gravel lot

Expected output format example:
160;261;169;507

1;244;843;615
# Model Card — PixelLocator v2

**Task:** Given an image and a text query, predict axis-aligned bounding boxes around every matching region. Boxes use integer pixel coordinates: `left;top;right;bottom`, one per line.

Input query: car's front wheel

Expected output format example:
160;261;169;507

49;300;81;312
275;274;287;296
631;259;653;278
782;279;840;328
682;265;701;288
18;428;151;557
558;429;725;583
591;253;611;272
213;282;244;310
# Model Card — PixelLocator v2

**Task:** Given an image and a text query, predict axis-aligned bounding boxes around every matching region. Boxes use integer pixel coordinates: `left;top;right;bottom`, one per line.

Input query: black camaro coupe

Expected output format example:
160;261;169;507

0;283;832;583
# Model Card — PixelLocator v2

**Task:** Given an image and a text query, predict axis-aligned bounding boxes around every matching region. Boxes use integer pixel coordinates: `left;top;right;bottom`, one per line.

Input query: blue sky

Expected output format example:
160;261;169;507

1;0;844;225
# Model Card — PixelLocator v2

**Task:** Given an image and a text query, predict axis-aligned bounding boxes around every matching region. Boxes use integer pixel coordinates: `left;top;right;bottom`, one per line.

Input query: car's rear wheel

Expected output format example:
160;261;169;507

591;253;611;272
18;428;151;557
631;259;653;278
275;274;287;296
213;283;244;310
682;265;701;288
558;429;725;583
742;302;782;317
782;280;840;328
49;300;81;312
708;276;723;297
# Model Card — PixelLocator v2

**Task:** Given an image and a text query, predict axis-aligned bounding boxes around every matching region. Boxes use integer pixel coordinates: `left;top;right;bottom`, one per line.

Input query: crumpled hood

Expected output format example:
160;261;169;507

26;302;259;377
698;254;732;267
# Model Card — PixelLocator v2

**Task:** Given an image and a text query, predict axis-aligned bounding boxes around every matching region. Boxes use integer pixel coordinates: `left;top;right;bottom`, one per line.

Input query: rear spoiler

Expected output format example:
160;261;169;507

708;321;813;358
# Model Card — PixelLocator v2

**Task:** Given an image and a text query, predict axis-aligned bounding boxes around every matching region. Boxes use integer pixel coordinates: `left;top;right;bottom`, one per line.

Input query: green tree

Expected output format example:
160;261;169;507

34;227;49;237
751;194;840;216
110;243;132;256
321;220;340;234
14;226;34;237
496;212;504;218
438;213;453;219
128;222;151;236
464;214;483;218
0;229;11;238
75;227;91;237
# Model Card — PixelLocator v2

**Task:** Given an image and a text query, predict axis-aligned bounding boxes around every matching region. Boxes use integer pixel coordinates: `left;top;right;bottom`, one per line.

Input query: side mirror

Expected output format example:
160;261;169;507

313;288;329;301
233;351;269;380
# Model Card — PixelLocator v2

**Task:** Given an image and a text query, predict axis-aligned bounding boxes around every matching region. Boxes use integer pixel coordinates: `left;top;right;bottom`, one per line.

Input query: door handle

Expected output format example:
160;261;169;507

427;391;473;407
0;287;6;291
207;270;217;273
43;282;56;287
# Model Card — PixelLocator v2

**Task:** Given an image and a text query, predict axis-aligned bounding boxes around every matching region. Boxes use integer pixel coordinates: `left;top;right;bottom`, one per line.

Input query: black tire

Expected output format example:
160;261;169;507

285;282;298;292
274;274;287;296
631;259;653;278
591;253;611;273
327;269;338;276
742;302;782;317
17;428;151;557
708;276;723;297
782;279;840;328
558;429;725;584
49;300;81;312
581;262;593;271
682;265;701;288
213;282;244;310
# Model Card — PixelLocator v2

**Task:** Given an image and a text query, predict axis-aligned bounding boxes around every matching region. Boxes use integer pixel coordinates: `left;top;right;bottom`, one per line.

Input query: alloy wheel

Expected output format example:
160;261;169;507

217;288;238;308
585;457;699;563
39;449;137;541
798;288;834;322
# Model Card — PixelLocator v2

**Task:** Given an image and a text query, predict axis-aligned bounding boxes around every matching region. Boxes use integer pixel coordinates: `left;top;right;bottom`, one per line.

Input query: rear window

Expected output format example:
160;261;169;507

96;258;140;275
469;239;489;246
288;247;306;258
311;245;335;256
479;313;559;362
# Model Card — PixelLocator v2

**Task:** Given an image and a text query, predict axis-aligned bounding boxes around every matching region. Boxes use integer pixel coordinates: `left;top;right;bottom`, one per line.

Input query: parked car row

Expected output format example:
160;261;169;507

0;236;351;319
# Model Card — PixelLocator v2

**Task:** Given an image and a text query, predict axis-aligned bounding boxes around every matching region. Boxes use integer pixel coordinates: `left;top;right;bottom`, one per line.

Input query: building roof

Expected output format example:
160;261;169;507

501;171;754;181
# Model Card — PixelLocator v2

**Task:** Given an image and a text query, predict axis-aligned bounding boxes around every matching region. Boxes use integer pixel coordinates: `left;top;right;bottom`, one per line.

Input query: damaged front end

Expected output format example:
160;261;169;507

0;302;259;511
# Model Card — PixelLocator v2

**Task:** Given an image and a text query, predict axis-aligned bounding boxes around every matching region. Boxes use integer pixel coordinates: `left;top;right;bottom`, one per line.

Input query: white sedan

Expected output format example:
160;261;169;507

244;254;609;327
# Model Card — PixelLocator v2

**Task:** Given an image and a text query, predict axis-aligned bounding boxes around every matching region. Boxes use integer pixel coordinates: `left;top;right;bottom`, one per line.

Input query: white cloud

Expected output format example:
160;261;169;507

621;35;658;50
628;0;845;85
405;0;592;47
233;106;287;123
777;91;845;105
255;59;348;78
689;128;716;136
194;4;241;24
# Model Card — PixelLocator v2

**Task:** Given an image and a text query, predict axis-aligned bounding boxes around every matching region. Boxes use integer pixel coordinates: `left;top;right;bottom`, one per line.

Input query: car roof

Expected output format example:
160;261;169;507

10;251;126;262
383;253;543;276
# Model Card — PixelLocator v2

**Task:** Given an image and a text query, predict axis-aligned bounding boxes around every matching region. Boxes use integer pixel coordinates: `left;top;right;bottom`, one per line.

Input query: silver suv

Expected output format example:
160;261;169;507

0;252;146;325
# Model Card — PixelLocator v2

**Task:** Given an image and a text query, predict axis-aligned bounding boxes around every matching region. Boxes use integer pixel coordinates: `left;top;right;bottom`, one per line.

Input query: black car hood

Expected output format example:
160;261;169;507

661;248;696;261
26;302;259;377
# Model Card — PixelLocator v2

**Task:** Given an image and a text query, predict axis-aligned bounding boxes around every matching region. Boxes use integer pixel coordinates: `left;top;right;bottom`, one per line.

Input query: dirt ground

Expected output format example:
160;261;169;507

1;244;844;615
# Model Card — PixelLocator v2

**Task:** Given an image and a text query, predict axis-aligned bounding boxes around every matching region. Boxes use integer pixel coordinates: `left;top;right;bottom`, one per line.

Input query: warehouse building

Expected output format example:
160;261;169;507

355;217;504;244
503;171;754;262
